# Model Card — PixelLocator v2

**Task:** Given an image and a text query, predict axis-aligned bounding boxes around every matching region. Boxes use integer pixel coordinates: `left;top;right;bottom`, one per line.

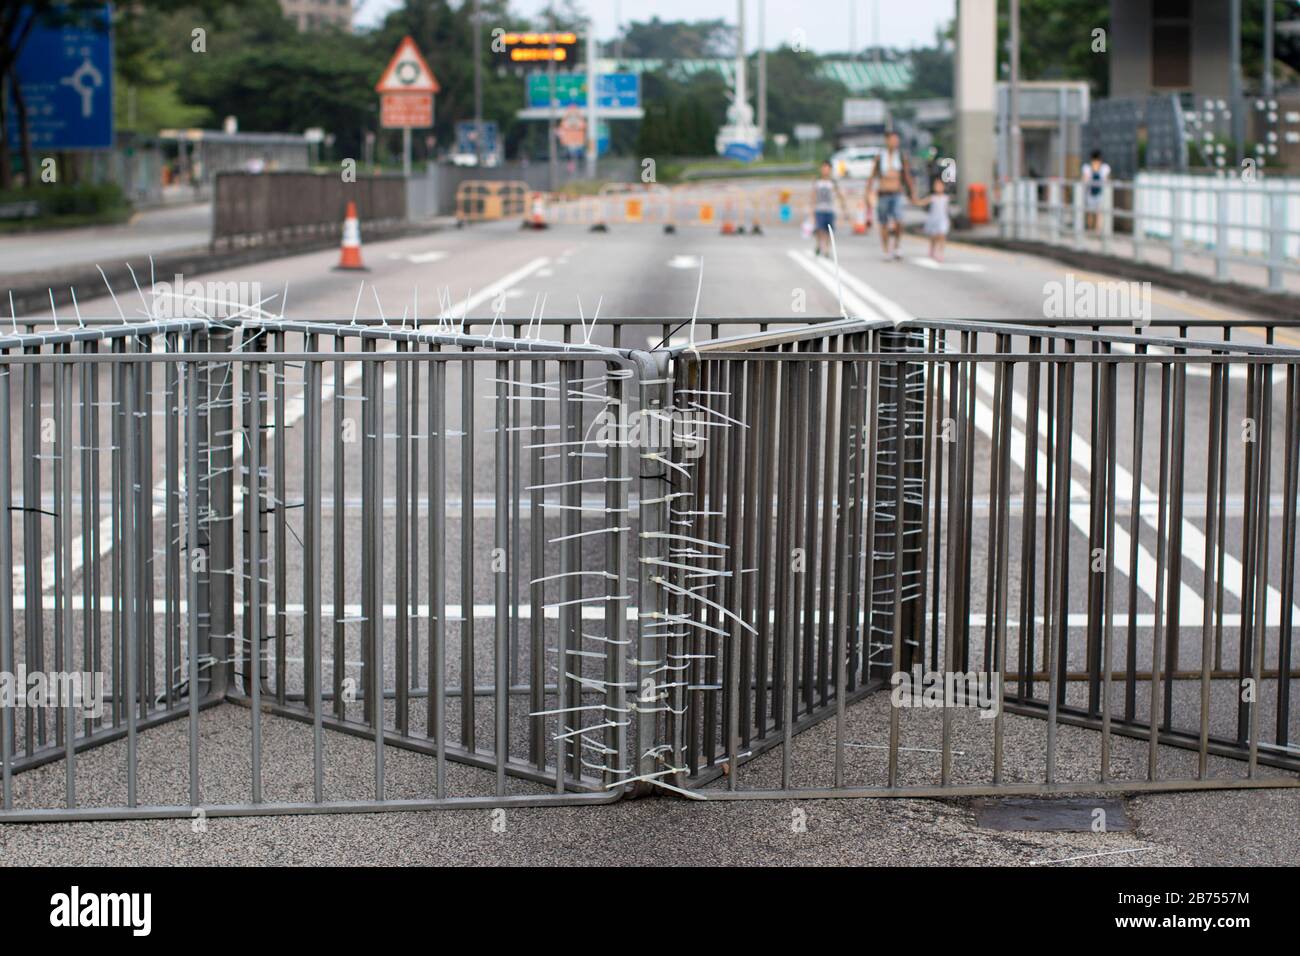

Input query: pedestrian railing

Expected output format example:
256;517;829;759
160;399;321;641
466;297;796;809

2;313;1298;822
999;177;1300;294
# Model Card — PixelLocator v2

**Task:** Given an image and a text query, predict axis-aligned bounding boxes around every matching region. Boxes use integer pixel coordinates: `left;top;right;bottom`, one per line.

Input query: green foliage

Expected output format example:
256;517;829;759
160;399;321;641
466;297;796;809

996;0;1109;94
760;46;848;144
0;181;127;216
620;17;735;60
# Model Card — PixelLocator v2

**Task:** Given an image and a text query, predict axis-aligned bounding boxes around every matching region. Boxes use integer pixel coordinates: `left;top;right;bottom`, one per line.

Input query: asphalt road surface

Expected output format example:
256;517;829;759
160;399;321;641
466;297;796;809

2;215;1298;865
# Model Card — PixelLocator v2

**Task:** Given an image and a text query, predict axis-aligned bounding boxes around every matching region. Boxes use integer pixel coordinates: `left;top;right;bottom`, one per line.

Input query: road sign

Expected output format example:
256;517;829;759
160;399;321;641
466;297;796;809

375;36;440;94
557;106;586;150
454;120;500;160
793;124;823;142
381;93;433;129
526;73;639;110
5;4;114;151
496;32;577;65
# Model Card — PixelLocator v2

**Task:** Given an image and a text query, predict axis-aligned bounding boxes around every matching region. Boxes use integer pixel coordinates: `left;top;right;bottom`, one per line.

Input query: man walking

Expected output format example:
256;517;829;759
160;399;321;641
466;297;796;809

868;130;916;261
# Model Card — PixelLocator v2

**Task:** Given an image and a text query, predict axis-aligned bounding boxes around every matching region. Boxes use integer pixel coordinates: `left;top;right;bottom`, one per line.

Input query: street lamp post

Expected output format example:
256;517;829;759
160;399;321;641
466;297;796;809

1008;0;1021;181
473;0;483;167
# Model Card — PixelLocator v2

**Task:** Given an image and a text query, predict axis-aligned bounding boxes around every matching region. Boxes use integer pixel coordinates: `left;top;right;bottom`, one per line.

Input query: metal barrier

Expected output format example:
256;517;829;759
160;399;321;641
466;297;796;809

3;311;1299;822
212;172;408;248
454;180;529;224
999;177;1300;294
657;319;1300;799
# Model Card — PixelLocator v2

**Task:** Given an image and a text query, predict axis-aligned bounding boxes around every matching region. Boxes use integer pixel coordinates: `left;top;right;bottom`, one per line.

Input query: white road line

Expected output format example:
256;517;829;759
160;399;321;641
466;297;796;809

804;249;1300;625
387;250;448;264
27;256;552;592
973;368;1295;627
910;257;984;273
785;249;886;321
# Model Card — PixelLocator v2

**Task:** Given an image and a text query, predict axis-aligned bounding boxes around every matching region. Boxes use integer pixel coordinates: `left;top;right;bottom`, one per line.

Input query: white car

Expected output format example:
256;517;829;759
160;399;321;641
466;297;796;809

829;146;882;180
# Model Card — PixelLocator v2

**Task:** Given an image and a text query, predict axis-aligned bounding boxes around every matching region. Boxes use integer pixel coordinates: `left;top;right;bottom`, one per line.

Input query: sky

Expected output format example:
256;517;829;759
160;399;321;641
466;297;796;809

353;0;956;53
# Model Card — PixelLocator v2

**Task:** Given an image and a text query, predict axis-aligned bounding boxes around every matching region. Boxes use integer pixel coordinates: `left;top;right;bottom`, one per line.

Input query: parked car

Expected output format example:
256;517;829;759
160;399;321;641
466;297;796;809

829;146;882;180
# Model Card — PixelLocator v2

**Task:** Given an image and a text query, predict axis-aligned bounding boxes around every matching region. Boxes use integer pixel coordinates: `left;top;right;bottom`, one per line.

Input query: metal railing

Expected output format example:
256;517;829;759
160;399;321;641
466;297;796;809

998;177;1300;294
2;312;1299;821
653;319;1300;799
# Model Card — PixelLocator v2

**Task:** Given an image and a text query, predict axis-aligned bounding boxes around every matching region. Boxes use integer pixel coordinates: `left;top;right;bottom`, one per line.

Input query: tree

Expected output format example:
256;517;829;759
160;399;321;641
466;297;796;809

996;0;1109;94
621;17;734;61
1;1;243;188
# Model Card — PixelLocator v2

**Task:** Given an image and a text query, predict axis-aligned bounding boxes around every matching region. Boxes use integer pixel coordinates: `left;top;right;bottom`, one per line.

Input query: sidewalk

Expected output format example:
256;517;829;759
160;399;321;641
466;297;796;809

957;222;1300;321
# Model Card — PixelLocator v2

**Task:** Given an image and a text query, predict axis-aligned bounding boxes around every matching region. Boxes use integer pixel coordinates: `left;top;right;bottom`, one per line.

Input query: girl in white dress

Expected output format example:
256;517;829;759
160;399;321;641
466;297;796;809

915;177;952;262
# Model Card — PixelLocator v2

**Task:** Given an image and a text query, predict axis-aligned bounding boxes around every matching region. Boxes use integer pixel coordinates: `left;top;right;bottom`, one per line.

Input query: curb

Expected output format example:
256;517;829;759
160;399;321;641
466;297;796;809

5;221;446;318
953;233;1300;322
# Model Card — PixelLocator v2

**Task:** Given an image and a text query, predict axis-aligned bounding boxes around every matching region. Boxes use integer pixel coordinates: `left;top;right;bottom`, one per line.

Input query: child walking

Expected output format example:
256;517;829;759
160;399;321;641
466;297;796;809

915;178;952;262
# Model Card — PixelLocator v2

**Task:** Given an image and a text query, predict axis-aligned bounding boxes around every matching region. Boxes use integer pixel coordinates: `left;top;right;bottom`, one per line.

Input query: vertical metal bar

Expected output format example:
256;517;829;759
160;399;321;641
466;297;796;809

370;353;385;799
1046;358;1074;784
58;354;75;806
1125;352;1147;720
431;355;447;799
494;360;509;794
82;343;101;737
305;356;324;803
992;355;1014;783
273;335;287;708
1277;363;1298;748
780;361;800;790
1017;340;1042;703
461;350;476;752
208;329;235;701
185;359;201;808
529;357;546;769
1149;364;1172;780
247;356;263;804
604;360;628;790
725;359;745;790
0;354;12;810
1248;362;1272;776
1100;357;1118;782
1163;360;1188;729
395;348;410;735
22;346;42;750
165;341;179;715
556;358;572;792
1198;360;1225;777
123;360;139;807
332;338;346;720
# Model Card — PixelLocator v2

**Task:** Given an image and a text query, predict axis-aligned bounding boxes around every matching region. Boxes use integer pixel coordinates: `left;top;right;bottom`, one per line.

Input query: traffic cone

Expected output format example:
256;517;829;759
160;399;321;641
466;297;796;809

333;201;368;271
523;192;549;230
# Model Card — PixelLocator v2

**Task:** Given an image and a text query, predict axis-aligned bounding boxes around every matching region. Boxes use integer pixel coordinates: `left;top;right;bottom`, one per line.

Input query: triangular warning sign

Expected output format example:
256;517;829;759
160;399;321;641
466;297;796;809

375;36;440;94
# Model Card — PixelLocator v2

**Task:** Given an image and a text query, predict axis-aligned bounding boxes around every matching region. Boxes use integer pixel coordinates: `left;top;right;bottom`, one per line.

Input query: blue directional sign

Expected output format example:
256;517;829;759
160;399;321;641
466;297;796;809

5;4;115;151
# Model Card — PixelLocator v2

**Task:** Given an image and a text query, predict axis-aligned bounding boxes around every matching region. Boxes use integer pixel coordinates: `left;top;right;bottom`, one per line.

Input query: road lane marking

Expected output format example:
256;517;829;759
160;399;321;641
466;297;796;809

786;249;886;322
910;257;985;273
806;252;1296;626
388;250;448;264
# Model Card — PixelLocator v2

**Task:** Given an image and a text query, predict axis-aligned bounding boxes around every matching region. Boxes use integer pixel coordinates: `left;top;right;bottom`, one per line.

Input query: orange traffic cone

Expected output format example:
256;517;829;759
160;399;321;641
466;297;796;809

333;201;368;271
523;192;549;230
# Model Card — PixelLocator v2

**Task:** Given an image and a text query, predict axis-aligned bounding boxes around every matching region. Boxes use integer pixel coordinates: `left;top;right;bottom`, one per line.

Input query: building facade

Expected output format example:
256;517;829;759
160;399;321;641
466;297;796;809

279;0;353;32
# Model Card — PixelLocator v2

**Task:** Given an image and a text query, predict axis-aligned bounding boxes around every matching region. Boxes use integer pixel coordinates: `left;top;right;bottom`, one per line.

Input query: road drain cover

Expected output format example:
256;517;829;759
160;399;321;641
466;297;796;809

972;798;1132;833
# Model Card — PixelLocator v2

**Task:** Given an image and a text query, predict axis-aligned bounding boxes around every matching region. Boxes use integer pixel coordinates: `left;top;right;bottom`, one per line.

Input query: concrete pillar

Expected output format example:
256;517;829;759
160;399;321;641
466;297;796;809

955;0;997;195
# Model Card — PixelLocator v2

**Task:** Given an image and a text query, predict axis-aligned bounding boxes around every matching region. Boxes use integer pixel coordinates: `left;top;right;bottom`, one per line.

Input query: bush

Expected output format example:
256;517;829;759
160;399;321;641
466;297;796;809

0;182;129;219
